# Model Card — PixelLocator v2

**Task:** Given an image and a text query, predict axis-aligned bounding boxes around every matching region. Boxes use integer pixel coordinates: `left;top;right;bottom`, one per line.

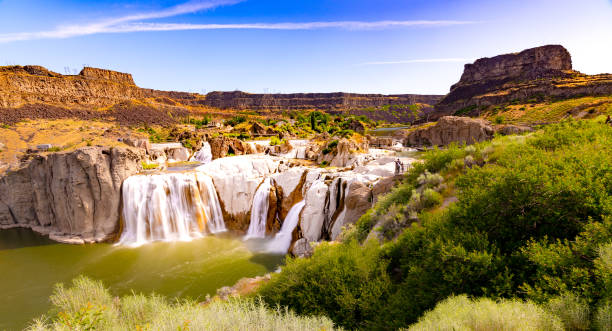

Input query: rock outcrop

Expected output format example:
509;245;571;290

435;45;612;116
208;136;256;159
405;116;494;146
0;147;144;243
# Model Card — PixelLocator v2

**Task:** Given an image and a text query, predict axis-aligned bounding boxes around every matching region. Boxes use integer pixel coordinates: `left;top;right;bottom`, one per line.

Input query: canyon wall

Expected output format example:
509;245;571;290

435;45;612;116
0;146;144;243
0;65;441;118
202;91;442;111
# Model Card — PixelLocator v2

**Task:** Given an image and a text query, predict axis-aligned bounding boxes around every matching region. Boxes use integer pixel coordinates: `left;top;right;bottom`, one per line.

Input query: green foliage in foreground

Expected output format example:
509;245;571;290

408;295;563;331
28;276;338;331
259;119;612;330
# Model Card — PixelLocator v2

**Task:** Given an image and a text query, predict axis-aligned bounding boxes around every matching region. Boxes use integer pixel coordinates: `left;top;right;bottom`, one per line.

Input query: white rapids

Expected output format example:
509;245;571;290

244;178;272;240
266;200;305;254
118;171;226;247
190;141;213;164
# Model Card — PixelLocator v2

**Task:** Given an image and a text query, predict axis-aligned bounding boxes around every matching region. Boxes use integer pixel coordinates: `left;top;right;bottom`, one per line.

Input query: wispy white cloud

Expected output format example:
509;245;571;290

0;0;243;43
0;0;475;43
360;58;473;65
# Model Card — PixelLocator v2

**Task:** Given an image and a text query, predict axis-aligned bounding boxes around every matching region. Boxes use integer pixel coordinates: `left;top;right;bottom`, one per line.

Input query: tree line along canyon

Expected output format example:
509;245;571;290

1;45;612;331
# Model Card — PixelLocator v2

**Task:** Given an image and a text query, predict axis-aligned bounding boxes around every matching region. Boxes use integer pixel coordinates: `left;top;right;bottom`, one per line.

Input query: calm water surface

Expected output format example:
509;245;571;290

0;228;283;330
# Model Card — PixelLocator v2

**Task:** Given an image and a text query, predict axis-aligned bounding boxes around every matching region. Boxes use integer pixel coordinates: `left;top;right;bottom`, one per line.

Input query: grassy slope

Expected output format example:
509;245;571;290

258;117;612;330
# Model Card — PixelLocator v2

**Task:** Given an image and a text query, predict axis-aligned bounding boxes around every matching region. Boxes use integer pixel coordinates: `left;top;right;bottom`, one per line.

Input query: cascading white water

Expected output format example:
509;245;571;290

244;178;272;239
190;142;213;164
266;200;305;254
118;171;225;247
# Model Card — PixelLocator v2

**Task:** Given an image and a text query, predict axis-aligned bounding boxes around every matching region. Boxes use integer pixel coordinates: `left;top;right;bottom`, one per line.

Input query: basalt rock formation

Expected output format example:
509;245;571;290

435;45;612;116
0;146;144;243
0;64;441;125
203;91;441;111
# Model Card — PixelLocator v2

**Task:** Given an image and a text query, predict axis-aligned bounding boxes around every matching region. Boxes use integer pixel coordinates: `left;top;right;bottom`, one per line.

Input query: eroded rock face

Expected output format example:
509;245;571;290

435;45;612;116
0;147;144;243
198;155;281;230
405;116;494;146
456;45;571;87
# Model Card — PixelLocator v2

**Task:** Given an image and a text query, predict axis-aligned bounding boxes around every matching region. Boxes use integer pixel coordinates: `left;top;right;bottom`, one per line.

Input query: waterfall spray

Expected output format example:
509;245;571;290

266;200;305;254
190;141;213;164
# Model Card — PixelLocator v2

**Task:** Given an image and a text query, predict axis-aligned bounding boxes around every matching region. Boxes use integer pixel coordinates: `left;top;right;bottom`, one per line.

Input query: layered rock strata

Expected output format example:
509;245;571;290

435;45;612;116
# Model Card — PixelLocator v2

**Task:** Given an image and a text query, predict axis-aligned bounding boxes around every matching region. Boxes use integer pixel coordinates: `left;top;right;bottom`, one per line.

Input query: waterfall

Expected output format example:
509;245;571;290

190;142;212;164
118;171;225;247
244;178;272;239
266;200;305;254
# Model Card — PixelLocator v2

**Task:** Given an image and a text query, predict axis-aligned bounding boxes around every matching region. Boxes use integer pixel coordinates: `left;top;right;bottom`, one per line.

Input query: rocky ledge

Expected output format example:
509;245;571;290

0;146;144;243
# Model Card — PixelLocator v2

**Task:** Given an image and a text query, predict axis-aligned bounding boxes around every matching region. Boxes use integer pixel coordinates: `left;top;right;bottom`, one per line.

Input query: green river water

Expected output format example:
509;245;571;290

0;228;283;330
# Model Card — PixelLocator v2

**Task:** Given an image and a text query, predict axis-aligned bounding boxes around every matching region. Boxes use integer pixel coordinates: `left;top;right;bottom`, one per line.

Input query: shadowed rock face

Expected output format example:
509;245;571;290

434;45;612;117
0;147;144;243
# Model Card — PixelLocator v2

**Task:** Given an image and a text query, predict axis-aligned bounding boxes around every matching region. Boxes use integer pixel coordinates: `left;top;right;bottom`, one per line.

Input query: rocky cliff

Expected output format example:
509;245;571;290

0;65;441;125
435;45;612;116
202;91;442;111
0;146;144;243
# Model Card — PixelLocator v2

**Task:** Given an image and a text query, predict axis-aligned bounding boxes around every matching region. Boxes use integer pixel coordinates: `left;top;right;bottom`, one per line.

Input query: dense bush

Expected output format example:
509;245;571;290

258;241;392;330
28;276;338;331
259;119;612;329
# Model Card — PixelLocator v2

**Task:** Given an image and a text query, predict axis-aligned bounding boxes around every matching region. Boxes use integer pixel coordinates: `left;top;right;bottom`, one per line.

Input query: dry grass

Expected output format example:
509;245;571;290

26;276;339;331
0;118;147;171
482;95;612;124
408;295;563;331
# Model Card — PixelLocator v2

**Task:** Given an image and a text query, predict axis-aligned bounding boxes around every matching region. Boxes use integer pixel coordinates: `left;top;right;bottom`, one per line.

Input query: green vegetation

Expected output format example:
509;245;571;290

259;119;612;330
225;115;247;127
28;276;338;331
140;161;159;170
408;295;563;331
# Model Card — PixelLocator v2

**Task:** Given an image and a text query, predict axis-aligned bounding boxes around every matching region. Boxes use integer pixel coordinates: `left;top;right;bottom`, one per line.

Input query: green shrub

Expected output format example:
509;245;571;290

28;276;338;331
259;240;391;330
270;136;281;146
421;188;442;209
494;115;505;124
408;295;563;331
225;115;247;127
141;161;159;170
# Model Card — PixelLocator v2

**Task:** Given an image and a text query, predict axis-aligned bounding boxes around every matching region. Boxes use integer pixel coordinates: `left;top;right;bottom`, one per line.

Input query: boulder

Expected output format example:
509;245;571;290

167;147;190;162
405;116;494;146
0;146;144;243
291;238;314;258
494;124;534;135
208;136;253;159
124;137;150;152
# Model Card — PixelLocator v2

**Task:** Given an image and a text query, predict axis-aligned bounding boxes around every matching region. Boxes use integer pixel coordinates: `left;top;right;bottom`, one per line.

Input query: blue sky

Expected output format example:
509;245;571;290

0;0;611;94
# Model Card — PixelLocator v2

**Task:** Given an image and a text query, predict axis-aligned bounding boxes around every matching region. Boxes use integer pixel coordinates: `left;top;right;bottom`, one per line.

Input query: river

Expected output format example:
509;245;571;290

0;228;283;330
